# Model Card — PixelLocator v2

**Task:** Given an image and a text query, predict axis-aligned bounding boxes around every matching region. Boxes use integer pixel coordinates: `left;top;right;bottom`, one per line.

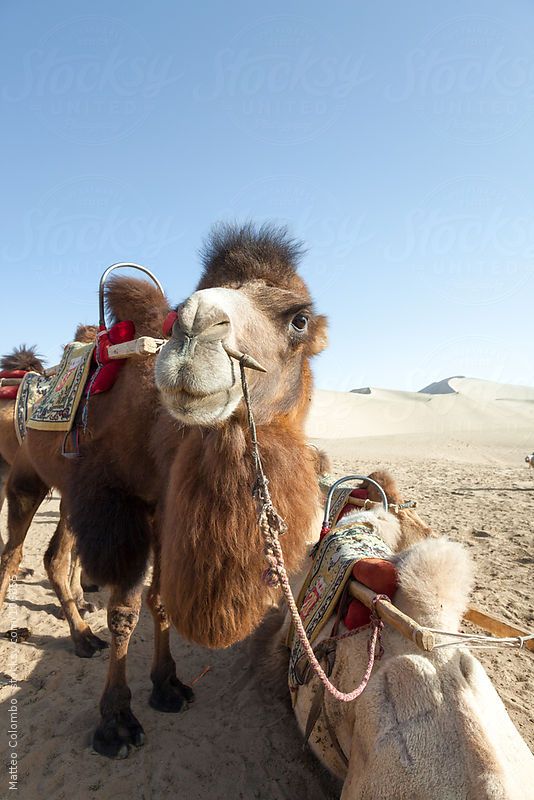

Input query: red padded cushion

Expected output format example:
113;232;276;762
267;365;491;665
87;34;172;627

0;386;18;400
343;558;398;631
87;321;136;395
0;370;27;379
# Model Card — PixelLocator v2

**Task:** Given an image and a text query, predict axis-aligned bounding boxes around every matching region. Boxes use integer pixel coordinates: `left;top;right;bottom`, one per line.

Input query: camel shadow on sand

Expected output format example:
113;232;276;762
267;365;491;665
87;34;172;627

0;600;342;800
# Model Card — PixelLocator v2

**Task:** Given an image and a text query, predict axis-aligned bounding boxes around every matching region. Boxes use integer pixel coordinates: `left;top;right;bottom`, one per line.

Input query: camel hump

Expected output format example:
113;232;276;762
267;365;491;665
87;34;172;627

73;324;98;343
0;344;45;374
363;470;403;504
393;537;474;632
105;275;170;337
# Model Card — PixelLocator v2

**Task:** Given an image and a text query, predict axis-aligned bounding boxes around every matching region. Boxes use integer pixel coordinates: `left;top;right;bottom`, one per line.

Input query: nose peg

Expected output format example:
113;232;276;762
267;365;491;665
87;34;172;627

223;344;267;373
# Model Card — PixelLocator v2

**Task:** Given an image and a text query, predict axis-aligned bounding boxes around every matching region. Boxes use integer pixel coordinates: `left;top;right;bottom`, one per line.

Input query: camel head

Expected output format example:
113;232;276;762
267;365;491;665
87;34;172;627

155;223;328;427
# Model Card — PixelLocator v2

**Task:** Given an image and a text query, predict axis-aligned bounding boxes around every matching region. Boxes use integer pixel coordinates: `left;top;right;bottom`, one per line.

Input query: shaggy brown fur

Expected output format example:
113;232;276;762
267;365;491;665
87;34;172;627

160;419;321;648
73;324;99;343
198;222;306;291
0;345;45;374
105;276;169;335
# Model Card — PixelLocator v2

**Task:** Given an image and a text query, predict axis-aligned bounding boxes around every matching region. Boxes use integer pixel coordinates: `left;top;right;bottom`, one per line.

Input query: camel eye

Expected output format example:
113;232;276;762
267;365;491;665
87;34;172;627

291;313;309;332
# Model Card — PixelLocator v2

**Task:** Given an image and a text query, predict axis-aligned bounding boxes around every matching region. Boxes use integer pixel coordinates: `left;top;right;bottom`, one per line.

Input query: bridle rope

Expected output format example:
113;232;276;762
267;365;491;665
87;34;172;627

238;358;384;703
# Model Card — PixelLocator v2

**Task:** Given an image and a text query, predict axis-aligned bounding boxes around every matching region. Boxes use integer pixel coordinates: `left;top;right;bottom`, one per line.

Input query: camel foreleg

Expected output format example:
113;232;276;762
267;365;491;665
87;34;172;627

0;457;47;607
43;506;108;658
93;587;144;759
146;539;194;713
0;455;9;521
68;548;100;616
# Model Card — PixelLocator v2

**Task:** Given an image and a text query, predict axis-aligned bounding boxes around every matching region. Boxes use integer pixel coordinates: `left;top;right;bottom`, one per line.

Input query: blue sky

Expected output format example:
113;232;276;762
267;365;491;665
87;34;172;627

1;1;533;391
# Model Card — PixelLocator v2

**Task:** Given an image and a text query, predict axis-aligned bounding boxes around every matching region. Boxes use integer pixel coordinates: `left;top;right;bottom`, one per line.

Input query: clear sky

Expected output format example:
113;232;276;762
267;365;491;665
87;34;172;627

1;1;533;391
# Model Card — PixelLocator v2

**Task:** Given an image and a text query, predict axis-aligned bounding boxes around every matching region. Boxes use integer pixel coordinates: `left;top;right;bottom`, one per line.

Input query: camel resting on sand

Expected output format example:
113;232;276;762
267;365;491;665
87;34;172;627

262;473;534;800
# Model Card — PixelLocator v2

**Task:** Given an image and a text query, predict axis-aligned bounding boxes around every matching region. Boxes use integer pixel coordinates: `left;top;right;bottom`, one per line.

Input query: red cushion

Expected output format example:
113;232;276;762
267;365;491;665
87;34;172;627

87;321;136;396
343;558;398;631
0;370;27;379
0;385;18;400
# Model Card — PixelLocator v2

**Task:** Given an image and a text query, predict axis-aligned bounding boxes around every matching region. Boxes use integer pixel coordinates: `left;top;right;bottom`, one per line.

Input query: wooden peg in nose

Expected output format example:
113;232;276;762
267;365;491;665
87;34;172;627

223;345;267;373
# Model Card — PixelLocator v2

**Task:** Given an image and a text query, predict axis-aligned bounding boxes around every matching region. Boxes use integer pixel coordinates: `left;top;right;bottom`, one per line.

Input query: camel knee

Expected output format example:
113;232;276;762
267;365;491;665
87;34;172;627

108;606;140;647
146;589;169;625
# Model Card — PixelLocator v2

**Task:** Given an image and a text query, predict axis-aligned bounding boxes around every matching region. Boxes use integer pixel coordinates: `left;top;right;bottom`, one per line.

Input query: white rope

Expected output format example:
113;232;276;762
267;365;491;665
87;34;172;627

427;629;534;650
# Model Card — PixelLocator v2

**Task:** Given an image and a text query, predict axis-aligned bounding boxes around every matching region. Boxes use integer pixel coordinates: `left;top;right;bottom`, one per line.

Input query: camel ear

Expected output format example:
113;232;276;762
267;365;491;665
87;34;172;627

309;314;328;355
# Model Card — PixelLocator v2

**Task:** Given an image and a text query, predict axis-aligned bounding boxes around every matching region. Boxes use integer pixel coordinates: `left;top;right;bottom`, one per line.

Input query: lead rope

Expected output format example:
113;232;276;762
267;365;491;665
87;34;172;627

239;358;384;702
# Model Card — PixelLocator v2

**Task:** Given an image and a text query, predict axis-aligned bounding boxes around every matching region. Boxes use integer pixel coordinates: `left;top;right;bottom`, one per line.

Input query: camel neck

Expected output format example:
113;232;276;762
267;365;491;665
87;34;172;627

160;413;321;648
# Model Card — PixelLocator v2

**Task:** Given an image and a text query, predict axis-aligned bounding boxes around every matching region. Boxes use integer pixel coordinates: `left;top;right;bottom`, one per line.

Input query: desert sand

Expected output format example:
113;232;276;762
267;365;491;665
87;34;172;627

0;377;532;799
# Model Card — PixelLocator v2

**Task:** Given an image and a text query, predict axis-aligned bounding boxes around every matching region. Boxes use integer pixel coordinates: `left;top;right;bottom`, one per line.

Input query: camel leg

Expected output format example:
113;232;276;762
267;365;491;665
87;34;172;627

0;460;47;607
146;540;194;713
43;508;108;659
93;587;145;759
69;550;99;616
0;455;9;520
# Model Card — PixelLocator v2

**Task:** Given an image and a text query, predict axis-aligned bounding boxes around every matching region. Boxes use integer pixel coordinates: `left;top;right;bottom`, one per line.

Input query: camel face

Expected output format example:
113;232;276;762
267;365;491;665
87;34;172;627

156;233;327;427
156;287;253;425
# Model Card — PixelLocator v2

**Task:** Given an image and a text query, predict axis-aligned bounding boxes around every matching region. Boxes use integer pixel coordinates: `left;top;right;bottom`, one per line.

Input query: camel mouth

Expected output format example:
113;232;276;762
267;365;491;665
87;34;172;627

157;382;241;426
160;384;210;401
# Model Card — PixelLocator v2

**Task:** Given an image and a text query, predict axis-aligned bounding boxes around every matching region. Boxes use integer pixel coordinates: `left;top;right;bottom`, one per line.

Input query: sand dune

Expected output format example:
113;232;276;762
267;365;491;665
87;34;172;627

307;377;534;464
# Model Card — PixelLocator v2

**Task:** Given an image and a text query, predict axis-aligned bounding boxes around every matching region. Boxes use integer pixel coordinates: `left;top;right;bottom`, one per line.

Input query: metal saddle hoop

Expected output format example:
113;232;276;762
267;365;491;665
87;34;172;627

322;475;389;532
98;262;165;329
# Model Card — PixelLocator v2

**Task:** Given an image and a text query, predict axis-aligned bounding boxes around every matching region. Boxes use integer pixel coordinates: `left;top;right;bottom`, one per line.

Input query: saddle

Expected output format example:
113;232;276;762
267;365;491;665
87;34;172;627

288;484;399;693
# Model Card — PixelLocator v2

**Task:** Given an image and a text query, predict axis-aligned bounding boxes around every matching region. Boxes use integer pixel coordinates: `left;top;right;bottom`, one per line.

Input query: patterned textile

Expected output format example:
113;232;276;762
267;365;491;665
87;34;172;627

288;514;392;690
26;342;95;432
15;372;50;444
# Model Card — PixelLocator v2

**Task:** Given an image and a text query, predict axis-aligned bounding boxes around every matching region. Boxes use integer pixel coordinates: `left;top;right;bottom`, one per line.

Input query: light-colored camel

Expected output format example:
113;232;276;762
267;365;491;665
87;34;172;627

0;224;328;758
273;481;534;799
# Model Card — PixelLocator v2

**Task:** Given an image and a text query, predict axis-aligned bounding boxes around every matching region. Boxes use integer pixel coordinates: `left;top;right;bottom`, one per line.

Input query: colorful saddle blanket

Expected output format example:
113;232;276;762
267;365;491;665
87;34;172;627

288;513;393;690
15;372;50;443
25;342;95;433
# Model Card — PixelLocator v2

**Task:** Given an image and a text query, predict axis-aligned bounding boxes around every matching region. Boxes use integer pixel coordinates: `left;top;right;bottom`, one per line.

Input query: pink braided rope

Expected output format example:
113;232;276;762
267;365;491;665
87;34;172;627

265;521;383;703
239;358;382;703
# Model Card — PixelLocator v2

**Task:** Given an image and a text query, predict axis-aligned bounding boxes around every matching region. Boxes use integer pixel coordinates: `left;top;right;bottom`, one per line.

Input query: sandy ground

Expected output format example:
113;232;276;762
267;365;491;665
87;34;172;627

0;378;533;799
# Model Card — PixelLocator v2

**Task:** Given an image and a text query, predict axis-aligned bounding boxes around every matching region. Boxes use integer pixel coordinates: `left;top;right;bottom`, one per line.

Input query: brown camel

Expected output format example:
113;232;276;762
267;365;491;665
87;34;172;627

0;330;103;644
0;345;46;514
0;224;328;758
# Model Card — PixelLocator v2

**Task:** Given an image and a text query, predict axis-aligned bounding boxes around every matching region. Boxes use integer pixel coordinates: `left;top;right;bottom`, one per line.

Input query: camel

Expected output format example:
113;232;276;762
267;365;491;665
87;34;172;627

0;223;328;758
263;473;534;799
0;345;46;514
0;335;100;623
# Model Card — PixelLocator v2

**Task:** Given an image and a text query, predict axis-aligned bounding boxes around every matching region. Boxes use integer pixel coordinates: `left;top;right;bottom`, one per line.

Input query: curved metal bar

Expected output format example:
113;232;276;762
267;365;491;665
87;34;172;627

98;262;165;328
323;474;389;530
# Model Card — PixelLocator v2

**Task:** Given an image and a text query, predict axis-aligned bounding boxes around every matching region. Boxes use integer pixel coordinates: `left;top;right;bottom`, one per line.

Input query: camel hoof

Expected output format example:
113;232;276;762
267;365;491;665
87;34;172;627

78;600;99;618
92;710;145;759
73;630;109;659
149;676;194;713
16;567;34;578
